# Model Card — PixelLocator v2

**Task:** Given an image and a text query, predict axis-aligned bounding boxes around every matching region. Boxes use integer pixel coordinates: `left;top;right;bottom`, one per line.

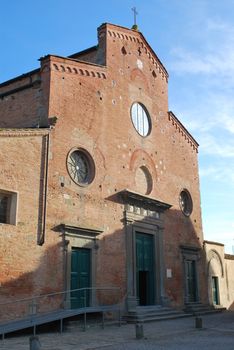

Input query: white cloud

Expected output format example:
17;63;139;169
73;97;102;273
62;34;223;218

221;114;234;134
168;15;234;251
204;230;234;254
200;134;234;158
199;163;234;184
206;18;234;36
202;216;234;253
169;18;234;84
170;47;233;76
166;12;234;254
171;94;234;159
199;166;216;178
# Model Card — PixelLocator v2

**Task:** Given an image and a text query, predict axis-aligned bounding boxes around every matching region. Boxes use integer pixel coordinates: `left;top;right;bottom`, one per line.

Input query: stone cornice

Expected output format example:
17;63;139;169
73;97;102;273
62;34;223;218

119;189;172;212
41;55;107;80
168;111;199;153
61;224;103;239
204;240;224;247
0;128;50;137
225;254;234;260
0;69;40;89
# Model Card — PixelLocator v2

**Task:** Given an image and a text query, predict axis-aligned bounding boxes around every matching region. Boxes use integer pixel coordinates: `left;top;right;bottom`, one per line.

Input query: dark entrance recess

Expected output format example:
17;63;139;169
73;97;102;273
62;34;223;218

70;247;91;309
212;276;219;305
136;232;155;305
185;259;197;302
138;271;149;305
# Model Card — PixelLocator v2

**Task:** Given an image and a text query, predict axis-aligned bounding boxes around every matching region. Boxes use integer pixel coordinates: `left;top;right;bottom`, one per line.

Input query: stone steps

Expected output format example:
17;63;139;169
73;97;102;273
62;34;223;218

184;302;226;316
123;305;192;323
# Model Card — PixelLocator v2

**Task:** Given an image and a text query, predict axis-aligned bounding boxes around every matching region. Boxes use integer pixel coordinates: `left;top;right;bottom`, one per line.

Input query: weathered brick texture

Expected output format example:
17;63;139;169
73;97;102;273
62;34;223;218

0;23;211;316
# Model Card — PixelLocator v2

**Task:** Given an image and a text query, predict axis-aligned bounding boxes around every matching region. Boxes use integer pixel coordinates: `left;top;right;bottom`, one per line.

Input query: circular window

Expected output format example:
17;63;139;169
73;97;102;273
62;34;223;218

67;149;95;186
179;189;193;216
131;102;151;137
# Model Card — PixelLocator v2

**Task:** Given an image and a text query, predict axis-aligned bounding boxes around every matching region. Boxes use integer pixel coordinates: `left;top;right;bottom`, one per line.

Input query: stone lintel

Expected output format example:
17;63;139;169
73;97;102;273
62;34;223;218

119;189;172;212
61;224;103;239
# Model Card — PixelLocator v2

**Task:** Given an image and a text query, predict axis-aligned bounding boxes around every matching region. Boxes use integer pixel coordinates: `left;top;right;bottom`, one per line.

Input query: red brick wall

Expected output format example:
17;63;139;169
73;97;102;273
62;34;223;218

0;23;206;311
0;132;63;305
44;24;204;304
0;70;49;128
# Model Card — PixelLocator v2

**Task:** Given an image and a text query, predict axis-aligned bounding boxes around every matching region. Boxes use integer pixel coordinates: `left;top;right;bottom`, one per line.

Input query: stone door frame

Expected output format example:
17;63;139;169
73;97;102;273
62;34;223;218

180;245;201;304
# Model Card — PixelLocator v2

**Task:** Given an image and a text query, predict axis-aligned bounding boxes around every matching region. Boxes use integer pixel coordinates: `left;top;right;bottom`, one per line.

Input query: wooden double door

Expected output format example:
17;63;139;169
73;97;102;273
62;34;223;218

185;259;198;302
70;247;91;309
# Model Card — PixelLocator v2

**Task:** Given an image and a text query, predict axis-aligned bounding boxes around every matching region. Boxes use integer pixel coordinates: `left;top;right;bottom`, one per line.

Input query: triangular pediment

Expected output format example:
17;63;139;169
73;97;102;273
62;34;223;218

100;23;169;81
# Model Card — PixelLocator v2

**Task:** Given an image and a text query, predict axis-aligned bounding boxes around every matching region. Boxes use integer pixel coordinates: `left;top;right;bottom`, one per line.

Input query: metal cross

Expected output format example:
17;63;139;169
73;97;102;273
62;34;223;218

132;7;138;26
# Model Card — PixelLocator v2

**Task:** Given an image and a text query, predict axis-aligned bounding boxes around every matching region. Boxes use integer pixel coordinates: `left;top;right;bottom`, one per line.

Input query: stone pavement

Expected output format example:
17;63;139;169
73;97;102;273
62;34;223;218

0;311;233;350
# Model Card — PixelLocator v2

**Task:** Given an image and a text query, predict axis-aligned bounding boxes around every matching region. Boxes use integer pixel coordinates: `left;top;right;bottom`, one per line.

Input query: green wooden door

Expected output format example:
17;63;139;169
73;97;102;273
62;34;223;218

185;260;197;302
212;276;219;305
70;248;91;309
136;233;155;305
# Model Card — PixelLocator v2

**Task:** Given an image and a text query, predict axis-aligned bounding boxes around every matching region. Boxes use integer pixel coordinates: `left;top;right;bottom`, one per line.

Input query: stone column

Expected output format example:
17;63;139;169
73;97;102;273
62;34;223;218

125;208;139;311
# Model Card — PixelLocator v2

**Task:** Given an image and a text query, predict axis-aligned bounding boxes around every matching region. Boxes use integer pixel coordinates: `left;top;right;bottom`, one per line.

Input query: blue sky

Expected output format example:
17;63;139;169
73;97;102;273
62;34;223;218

1;0;234;253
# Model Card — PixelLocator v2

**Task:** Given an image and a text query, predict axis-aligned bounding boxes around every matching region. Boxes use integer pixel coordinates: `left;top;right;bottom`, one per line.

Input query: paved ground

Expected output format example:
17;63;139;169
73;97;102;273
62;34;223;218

0;311;233;349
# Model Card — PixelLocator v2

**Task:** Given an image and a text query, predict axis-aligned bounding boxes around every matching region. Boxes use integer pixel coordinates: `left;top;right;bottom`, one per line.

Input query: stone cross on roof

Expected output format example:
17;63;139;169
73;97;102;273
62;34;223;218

132;7;138;25
131;7;139;30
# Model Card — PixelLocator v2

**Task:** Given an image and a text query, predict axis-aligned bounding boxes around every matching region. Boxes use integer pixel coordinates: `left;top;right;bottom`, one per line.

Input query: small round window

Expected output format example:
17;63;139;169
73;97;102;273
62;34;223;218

179;189;193;216
67;148;95;186
131;102;151;137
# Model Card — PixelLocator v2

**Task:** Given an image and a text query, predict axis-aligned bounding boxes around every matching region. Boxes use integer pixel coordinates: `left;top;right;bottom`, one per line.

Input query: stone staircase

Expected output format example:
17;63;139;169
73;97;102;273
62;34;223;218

184;302;226;316
123;305;192;323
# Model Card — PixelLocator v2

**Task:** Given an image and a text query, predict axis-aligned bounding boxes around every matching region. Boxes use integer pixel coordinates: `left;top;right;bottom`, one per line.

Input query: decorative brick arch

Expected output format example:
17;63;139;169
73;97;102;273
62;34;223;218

207;249;224;277
130;68;149;93
129;149;157;194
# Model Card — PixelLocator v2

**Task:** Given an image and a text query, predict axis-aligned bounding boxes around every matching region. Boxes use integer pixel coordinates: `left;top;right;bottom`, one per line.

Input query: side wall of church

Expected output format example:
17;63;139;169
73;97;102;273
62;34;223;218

225;256;234;310
205;241;234;310
0;132;64;321
0;70;49;128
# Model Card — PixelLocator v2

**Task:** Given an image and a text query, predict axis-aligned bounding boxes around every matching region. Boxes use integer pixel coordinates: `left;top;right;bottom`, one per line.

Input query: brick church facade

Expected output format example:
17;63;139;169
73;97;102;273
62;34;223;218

1;23;231;317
